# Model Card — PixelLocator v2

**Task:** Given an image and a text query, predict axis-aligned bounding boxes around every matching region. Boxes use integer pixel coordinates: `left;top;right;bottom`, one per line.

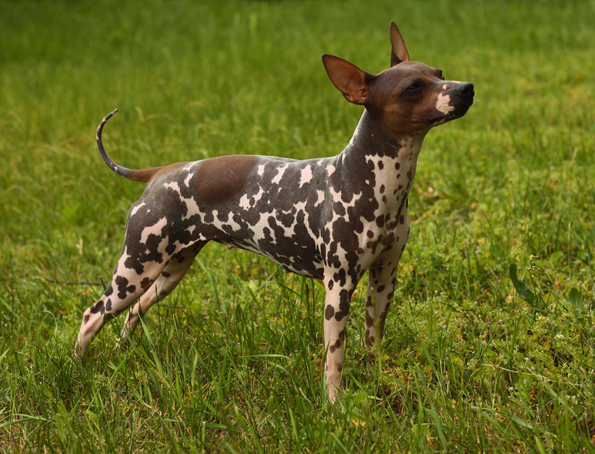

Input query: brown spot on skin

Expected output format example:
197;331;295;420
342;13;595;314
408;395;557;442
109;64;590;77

115;276;135;300
377;309;390;338
365;310;374;328
194;155;259;205
382;231;395;246
399;214;405;224
329;329;345;353
140;277;154;290
334;270;347;287
377;285;385;293
325;305;335;320
334;305;349;321
395;162;401;170
83;315;90;324
367;230;374;238
162;271;171;278
90;300;105;314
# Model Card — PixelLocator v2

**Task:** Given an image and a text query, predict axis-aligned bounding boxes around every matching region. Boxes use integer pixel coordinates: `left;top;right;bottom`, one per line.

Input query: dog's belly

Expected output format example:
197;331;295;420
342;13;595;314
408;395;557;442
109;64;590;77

220;237;325;280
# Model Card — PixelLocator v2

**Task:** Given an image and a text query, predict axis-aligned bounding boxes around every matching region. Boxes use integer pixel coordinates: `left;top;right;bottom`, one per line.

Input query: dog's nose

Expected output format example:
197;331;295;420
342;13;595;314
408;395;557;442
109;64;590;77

456;83;475;97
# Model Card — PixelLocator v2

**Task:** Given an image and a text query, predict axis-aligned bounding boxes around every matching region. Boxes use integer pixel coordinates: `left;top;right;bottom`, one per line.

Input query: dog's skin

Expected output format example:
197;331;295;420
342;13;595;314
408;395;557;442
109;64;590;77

76;22;474;402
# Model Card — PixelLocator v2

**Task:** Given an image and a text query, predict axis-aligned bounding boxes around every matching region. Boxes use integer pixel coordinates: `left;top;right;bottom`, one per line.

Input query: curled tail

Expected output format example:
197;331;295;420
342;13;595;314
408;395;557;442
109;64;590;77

97;109;161;183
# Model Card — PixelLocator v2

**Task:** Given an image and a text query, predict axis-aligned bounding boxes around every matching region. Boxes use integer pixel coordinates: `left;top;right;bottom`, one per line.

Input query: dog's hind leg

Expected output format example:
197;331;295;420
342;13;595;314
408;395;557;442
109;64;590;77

119;241;206;343
76;224;199;359
76;254;166;359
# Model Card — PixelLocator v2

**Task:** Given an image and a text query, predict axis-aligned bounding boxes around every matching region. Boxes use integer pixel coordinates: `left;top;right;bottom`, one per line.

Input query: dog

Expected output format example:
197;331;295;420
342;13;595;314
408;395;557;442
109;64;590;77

76;22;474;402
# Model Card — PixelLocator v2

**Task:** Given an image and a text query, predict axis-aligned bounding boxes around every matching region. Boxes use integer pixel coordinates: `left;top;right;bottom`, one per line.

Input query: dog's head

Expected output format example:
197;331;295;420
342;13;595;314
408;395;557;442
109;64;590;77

323;22;474;139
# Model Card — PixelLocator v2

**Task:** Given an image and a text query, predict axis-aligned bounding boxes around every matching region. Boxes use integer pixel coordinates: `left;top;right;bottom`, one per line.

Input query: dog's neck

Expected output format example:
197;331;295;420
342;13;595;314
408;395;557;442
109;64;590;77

346;110;428;157
334;110;428;211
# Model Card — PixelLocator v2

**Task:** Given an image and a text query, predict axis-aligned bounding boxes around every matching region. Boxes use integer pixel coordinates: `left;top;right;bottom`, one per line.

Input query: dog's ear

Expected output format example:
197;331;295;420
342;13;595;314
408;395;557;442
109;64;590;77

322;55;373;105
390;22;410;66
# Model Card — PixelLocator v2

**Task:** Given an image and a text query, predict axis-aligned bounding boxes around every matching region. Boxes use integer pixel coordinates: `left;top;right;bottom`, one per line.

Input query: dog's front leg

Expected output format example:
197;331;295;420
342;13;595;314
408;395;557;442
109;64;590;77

322;272;357;402
364;261;399;348
365;212;410;348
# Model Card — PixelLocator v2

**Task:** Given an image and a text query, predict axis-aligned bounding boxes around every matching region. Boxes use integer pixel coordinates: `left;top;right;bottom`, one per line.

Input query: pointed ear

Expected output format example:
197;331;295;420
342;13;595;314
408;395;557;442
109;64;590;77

390;21;410;66
322;54;372;105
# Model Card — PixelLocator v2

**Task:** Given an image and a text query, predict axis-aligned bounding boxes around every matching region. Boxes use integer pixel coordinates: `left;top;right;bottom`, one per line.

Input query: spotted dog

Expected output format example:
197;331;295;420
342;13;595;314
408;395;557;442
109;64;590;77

76;22;474;402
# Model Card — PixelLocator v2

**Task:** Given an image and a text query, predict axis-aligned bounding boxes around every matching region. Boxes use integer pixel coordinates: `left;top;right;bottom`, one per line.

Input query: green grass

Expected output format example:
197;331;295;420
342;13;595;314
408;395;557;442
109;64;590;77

1;0;595;451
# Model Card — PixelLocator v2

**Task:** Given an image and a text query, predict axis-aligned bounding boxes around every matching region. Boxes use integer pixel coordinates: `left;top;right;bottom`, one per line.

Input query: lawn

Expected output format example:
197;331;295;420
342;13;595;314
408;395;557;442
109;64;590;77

1;0;595;451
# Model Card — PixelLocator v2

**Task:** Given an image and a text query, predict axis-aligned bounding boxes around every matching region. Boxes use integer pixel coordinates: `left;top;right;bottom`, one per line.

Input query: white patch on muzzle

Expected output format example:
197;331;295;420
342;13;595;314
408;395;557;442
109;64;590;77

435;92;454;115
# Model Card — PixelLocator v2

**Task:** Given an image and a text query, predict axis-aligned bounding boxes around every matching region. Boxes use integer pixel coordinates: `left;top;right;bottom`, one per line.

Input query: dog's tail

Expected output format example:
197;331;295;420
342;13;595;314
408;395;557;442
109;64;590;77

96;109;161;183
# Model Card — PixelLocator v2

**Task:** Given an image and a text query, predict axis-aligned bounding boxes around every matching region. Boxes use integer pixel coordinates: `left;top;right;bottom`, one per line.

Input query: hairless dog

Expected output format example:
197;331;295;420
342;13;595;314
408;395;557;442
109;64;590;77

76;22;474;402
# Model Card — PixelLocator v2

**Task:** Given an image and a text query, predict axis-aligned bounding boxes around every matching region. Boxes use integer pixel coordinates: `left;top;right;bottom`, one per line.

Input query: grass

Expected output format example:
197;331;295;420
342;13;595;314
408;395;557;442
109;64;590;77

1;0;595;451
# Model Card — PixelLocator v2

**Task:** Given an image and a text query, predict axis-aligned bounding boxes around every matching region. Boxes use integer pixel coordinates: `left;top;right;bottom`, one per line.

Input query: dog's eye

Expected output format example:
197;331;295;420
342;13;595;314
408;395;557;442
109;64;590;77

405;83;420;91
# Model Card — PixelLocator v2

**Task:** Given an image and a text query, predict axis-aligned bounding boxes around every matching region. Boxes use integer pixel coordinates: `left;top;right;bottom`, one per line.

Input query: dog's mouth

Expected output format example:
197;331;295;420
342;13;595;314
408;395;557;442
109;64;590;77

429;110;461;125
429;99;474;125
429;112;455;125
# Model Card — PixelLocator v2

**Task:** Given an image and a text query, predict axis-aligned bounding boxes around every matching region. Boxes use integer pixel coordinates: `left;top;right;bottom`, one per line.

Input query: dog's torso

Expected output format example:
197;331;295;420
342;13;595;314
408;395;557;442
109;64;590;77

126;114;419;284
